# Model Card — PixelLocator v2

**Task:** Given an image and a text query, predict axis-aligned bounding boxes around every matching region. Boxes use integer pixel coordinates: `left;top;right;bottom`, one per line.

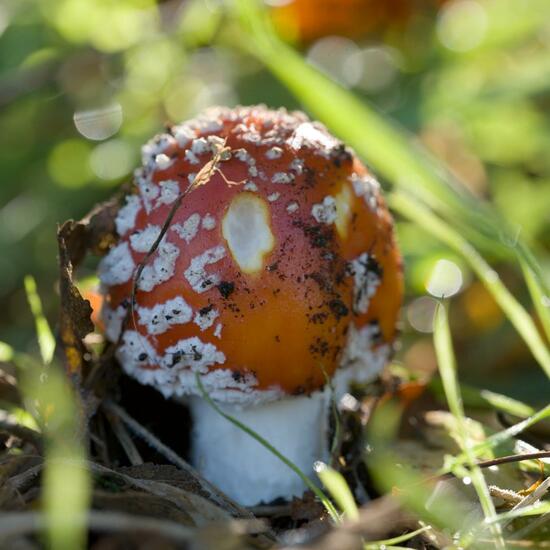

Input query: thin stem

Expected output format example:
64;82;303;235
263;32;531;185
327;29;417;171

434;304;505;549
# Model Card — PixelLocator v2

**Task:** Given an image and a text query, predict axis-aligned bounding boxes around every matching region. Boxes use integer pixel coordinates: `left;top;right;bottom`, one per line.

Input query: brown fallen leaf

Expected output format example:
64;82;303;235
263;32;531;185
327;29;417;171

56;192;123;380
92;489;196;526
57;220;95;378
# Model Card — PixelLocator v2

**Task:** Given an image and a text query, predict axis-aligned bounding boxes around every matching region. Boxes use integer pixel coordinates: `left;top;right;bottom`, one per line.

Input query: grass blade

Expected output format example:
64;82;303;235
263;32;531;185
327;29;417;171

7;351;91;550
429;378;536;418
433;303;505;549
24;275;55;365
364;525;432;548
487;501;550;524
313;462;359;521
16;273;90;550
389;192;550;378
521;260;550;343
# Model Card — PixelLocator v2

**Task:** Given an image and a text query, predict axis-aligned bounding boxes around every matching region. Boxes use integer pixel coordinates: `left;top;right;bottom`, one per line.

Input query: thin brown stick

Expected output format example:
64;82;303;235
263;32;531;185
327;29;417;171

104;411;143;466
102;400;192;472
0;510;195;541
474;451;550;470
125;190;186;346
122;139;237;352
101;400;255;519
399;451;550;491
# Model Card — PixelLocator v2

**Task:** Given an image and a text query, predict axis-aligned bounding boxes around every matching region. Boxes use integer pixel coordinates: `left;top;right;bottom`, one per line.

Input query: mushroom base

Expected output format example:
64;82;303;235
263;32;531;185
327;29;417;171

187;391;330;506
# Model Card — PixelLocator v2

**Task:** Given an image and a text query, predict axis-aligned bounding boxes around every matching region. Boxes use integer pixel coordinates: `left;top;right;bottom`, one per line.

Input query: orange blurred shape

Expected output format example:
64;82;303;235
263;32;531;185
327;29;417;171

404;339;438;379
270;0;444;44
379;379;427;410
83;289;104;331
462;281;502;331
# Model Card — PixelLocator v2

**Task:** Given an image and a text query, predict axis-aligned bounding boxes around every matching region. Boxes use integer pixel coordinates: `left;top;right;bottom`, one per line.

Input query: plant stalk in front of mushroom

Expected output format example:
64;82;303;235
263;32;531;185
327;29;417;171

98;105;403;506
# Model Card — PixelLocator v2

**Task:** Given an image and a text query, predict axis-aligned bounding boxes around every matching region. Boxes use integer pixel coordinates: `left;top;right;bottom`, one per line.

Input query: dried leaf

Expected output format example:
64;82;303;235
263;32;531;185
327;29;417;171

94;463;240;526
56;194;121;378
289;492;326;522
92;490;195;526
79;195;121;258
57;221;94;377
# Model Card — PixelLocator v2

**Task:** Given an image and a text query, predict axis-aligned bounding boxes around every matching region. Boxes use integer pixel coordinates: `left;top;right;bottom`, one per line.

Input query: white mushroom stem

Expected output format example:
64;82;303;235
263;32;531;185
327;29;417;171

187;391;331;506
186;349;390;506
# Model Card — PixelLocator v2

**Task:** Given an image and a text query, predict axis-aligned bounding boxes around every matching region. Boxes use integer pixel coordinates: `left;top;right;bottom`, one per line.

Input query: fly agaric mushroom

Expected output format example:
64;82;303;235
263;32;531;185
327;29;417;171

98;105;402;506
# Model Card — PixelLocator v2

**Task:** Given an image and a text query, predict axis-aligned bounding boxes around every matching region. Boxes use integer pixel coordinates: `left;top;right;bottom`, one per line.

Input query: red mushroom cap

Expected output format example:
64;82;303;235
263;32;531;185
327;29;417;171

99;105;403;404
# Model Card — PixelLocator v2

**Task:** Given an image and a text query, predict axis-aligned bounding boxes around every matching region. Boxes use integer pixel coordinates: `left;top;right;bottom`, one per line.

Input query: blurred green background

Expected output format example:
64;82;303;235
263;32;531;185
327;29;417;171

1;0;549;400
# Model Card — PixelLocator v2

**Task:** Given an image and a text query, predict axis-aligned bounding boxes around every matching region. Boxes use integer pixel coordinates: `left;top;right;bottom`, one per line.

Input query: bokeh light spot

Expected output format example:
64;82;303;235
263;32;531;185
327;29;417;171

437;0;487;52
0;194;46;243
48;139;92;188
89;139;135;181
125;40;179;95
73;103;123;141
307;36;361;87
407;296;438;333
426;259;463;298
347;46;399;93
50;0;157;52
264;0;293;6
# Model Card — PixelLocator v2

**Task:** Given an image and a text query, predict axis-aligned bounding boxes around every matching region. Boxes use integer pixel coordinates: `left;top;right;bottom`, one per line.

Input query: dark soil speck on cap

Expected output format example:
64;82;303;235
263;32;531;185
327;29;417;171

217;281;235;298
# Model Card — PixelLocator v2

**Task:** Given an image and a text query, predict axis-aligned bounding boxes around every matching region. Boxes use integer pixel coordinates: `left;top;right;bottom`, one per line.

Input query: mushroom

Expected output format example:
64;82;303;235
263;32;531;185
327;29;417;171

98;105;403;506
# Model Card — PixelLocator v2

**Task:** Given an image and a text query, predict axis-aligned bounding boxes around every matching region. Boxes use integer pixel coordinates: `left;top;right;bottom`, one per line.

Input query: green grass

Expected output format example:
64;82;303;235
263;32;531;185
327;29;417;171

0;280;93;550
364;525;432;549
429;378;536;418
444;402;550;474
24;275;56;366
0;341;91;550
433;303;505;548
522;260;550;343
389;191;550;379
314;462;359;521
488;501;550;524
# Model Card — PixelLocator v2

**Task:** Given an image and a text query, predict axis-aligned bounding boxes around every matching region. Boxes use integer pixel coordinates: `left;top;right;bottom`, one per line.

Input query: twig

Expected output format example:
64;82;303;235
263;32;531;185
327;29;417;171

5;463;43;492
127;189;187;338
0;510;195;542
104;411;143;466
101;400;193;472
100;400;254;519
122;138;239;354
429;451;550;483
474;451;550;471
